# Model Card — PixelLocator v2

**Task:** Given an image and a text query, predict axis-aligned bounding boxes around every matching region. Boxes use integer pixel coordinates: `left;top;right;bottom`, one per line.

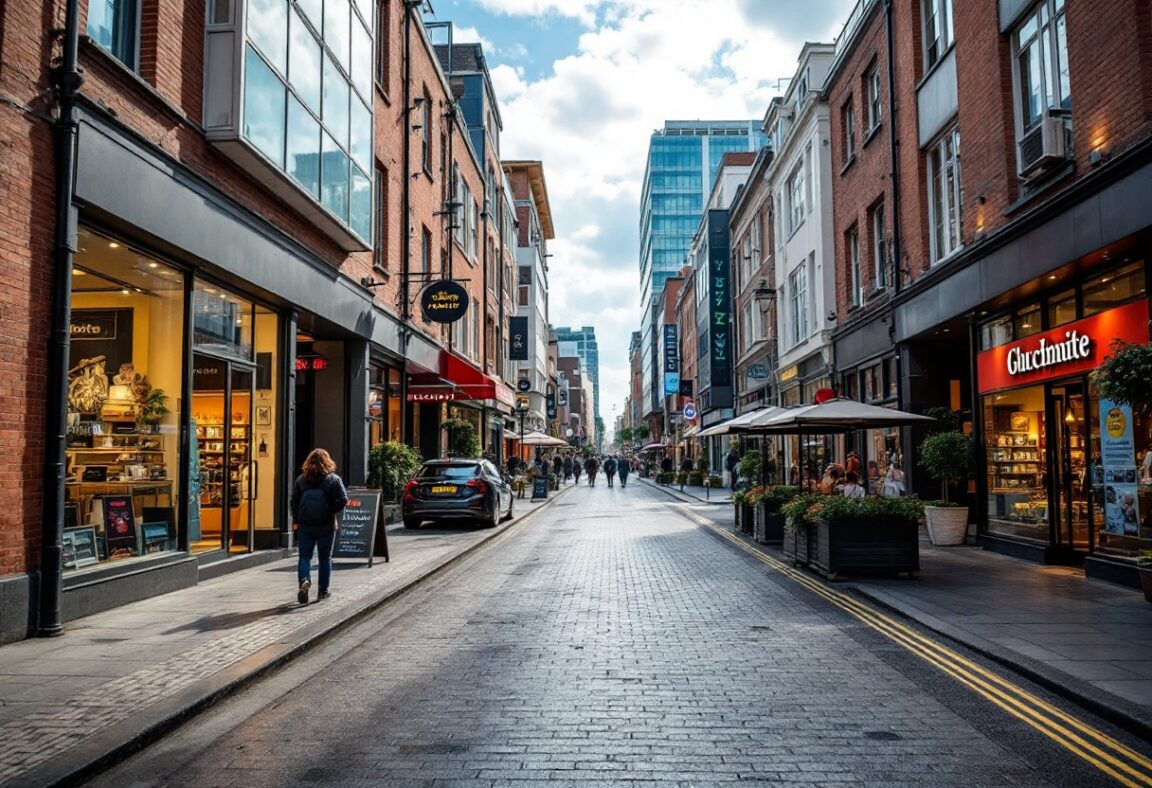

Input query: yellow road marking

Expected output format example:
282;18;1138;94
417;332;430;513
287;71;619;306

676;506;1152;787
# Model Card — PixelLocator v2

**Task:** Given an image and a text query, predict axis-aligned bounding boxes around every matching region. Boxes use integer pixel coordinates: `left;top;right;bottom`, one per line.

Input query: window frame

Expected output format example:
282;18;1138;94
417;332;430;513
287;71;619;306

922;0;954;70
1012;0;1071;137
787;163;806;235
866;66;882;133
88;0;141;71
373;163;389;272
847;224;862;307
871;202;887;289
842;97;857;161
927;126;963;265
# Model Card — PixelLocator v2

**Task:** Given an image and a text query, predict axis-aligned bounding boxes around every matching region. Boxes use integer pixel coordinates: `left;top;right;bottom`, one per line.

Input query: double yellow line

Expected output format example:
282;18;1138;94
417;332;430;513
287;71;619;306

681;508;1152;787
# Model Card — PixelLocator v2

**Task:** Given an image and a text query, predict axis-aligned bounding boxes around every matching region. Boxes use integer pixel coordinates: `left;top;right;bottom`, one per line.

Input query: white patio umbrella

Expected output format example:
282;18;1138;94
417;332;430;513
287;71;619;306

696;406;779;438
746;399;935;434
510;430;569;447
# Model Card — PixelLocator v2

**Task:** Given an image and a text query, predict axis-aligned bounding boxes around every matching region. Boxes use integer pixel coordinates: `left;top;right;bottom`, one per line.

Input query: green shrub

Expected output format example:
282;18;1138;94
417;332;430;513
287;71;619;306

706;474;724;487
1094;335;1152;417
782;494;924;531
367;441;423;503
919;431;973;504
442;418;481;458
659;471;676;484
761;485;802;511
686;472;702;486
738;450;761;481
696;455;710;474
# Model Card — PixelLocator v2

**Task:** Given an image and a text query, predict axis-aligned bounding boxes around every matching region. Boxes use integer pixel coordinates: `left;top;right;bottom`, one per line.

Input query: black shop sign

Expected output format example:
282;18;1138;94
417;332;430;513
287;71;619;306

420;280;469;324
332;489;389;565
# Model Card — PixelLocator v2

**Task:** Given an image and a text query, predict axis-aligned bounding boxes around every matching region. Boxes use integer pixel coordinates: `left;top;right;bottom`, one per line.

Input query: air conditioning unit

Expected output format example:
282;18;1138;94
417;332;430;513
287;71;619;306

1019;115;1073;178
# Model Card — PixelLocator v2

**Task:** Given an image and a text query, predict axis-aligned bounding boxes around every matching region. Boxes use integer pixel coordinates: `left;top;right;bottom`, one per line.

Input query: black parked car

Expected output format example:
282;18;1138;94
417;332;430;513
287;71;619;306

402;459;514;529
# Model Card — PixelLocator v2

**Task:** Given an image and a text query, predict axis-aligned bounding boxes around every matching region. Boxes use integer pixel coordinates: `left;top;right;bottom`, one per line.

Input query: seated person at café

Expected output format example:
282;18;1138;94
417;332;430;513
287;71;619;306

841;471;866;498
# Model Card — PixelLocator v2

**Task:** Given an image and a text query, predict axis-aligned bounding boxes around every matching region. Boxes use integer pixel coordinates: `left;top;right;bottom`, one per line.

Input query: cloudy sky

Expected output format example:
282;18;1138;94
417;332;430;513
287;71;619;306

432;0;856;435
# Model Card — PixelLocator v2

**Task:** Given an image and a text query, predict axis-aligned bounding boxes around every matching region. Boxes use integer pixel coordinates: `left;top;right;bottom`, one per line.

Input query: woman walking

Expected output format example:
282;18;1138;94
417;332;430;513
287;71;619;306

291;448;349;604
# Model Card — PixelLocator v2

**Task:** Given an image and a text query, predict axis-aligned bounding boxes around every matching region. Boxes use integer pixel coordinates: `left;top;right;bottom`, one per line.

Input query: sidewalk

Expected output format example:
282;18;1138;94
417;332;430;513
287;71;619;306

687;500;1152;738
637;474;732;504
0;483;574;788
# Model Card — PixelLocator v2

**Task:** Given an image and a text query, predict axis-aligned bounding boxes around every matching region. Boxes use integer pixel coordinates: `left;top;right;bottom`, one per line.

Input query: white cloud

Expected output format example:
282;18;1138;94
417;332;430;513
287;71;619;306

452;24;496;56
487;0;856;434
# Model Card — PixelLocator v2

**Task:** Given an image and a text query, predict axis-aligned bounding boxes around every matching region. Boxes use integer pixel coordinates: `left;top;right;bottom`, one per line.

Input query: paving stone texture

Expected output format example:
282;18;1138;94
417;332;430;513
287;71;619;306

107;483;1109;787
0;490;564;787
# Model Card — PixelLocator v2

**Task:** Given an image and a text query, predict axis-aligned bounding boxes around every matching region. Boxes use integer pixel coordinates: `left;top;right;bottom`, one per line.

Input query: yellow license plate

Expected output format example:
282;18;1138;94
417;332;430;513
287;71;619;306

431;485;457;494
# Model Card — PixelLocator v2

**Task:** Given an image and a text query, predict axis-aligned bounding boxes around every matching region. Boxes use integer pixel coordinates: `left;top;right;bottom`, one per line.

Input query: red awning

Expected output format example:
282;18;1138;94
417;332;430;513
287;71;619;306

407;351;513;405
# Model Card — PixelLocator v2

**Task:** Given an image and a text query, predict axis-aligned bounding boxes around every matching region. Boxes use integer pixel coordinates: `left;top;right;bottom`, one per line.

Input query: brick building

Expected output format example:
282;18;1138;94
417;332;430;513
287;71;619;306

826;0;1152;584
0;0;525;642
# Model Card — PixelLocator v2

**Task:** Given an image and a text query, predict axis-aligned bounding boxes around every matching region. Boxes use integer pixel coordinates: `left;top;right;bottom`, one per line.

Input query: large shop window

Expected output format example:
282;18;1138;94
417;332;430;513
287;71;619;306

65;229;184;570
983;386;1049;542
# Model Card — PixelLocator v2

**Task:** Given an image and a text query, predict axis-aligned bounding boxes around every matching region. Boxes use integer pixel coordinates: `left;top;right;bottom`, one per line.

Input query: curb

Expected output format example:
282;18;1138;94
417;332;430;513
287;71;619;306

637;476;731;505
30;482;576;788
654;495;1152;745
845;584;1152;743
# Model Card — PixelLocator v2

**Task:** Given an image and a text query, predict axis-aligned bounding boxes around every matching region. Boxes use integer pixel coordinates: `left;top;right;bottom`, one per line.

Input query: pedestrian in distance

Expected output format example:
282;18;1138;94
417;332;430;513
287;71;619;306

563;454;573;482
842;471;866;498
726;446;741;491
603;455;618;487
572;460;582;484
661;455;674;475
291;448;349;605
679;455;693;474
552;454;563;478
584;455;600;486
617;456;631;488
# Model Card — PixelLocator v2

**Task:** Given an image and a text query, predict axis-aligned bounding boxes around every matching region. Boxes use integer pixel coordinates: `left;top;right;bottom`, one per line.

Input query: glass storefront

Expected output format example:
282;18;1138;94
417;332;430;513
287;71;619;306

65;228;185;570
64;228;284;572
976;261;1150;561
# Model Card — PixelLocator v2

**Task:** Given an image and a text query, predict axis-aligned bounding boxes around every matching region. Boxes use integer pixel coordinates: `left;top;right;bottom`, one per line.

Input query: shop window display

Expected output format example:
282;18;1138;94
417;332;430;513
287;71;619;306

1089;383;1152;558
65;229;184;569
983;386;1048;542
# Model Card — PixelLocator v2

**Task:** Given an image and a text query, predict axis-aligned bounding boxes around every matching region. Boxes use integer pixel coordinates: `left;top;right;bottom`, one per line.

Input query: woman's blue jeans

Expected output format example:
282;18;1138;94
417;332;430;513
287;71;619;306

297;528;335;592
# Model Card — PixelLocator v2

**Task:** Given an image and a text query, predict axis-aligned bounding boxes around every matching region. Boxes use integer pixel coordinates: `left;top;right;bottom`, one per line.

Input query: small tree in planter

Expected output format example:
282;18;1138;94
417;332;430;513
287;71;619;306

368;441;423;522
919;431;973;546
1094;334;1152;418
442;418;482;458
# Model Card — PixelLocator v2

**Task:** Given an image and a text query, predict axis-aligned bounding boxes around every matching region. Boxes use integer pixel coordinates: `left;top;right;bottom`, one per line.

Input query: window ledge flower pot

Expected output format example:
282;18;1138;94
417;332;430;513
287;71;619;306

924;505;969;546
755;502;785;545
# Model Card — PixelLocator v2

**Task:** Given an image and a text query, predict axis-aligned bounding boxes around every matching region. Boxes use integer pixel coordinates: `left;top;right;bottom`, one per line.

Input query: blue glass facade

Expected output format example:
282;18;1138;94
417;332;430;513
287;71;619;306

638;122;766;419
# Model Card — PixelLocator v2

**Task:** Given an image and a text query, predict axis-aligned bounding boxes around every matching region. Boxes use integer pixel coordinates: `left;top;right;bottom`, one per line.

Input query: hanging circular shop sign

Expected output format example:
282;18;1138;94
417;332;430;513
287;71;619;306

517;378;531;393
420;280;469;324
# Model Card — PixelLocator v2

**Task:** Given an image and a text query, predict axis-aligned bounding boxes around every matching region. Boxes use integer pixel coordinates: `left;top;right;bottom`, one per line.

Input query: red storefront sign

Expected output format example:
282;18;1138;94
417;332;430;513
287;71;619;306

976;299;1149;394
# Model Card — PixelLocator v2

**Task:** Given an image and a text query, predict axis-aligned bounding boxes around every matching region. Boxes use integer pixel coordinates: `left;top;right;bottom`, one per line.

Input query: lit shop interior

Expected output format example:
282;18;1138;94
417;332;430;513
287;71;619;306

64;228;282;572
977;261;1152;561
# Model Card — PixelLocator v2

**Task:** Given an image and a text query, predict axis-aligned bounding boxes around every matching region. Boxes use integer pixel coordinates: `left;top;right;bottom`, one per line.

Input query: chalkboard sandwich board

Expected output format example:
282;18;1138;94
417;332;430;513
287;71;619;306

531;475;549;500
332;488;388;566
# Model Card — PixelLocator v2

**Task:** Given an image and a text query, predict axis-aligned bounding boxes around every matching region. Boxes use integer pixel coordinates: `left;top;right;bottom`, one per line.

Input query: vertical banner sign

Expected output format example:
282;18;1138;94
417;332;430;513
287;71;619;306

1098;399;1140;535
662;323;680;395
707;210;733;407
509;316;529;361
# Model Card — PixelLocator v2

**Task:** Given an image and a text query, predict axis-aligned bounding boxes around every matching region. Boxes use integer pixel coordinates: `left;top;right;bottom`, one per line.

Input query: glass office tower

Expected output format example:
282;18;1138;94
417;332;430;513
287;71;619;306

638;121;766;420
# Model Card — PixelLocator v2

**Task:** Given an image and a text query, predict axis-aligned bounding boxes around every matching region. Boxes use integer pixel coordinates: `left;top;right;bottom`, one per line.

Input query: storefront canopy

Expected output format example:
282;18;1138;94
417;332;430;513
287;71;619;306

407;351;515;408
641;442;668;451
744;399;936;434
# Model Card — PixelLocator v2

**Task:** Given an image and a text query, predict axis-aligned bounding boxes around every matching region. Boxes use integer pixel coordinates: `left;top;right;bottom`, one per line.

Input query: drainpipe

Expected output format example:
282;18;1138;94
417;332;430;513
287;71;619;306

884;0;902;294
40;0;83;637
400;0;419;447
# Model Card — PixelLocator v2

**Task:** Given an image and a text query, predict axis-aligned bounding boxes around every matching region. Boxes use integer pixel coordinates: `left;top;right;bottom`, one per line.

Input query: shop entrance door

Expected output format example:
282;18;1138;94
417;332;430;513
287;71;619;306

1050;381;1090;552
191;354;255;555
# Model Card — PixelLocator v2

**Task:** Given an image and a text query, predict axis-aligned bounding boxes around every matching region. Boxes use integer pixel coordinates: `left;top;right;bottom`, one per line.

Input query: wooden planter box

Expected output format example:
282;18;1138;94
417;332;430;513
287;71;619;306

737;502;754;534
1140;567;1152;604
755;503;785;545
808;518;920;580
782;522;811;566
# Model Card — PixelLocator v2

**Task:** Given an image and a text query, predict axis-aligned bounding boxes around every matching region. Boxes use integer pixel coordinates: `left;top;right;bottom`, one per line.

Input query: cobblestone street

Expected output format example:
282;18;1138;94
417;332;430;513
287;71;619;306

93;483;1149;787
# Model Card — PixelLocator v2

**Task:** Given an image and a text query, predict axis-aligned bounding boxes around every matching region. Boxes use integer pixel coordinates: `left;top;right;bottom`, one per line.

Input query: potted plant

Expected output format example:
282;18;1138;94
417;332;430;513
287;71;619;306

1094;335;1152;418
781;493;823;566
782;494;924;578
687;471;703;486
1138;551;1152;604
442;418;481;458
135;389;169;433
368;440;422;523
919;430;973;546
732;488;750;532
